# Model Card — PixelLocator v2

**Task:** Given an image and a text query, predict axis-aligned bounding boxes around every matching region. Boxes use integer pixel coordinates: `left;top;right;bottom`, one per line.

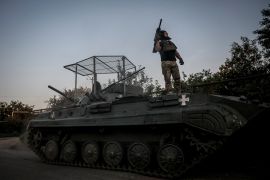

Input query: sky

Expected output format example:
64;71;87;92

0;0;268;109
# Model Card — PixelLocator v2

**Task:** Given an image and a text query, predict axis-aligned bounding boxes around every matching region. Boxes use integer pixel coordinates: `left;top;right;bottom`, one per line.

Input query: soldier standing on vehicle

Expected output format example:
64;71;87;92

154;30;184;95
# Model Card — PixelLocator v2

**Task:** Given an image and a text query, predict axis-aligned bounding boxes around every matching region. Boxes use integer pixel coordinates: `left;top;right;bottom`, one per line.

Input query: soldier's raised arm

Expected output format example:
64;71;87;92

155;40;162;52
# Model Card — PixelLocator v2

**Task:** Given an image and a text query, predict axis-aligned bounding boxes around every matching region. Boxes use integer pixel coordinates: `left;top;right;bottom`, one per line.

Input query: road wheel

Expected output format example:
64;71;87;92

127;142;150;170
44;140;59;161
81;141;99;165
31;130;42;148
60;140;77;162
103;141;123;167
157;144;184;173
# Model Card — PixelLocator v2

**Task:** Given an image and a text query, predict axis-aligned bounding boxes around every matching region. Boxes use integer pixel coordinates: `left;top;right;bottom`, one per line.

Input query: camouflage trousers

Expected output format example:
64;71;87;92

161;61;181;93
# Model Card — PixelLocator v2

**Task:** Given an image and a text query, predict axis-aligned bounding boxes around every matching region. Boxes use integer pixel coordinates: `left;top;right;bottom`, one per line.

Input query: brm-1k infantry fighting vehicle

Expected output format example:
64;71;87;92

26;55;269;178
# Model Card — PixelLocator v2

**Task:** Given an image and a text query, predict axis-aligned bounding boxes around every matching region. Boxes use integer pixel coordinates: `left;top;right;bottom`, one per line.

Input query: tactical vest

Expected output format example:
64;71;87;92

160;40;177;61
161;40;177;52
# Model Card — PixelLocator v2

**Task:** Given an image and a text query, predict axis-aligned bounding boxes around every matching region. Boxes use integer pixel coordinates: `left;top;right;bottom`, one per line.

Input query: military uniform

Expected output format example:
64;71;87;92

155;37;183;94
161;60;181;92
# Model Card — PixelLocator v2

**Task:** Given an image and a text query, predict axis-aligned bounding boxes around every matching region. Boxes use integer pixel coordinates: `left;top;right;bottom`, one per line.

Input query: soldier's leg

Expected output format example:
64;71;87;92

161;61;172;92
171;62;181;95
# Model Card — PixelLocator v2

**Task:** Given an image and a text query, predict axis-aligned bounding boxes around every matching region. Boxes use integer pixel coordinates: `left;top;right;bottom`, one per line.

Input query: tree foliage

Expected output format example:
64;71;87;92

185;69;215;86
105;68;163;96
183;35;269;101
217;37;265;79
7;100;34;112
254;4;270;58
1;101;34;114
46;86;89;108
128;70;162;96
0;100;34;128
182;4;270;102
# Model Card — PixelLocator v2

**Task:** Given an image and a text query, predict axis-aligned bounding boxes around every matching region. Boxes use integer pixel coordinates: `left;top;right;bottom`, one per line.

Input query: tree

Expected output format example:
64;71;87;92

181;69;220;93
0;102;8;121
185;69;215;86
254;4;270;58
182;36;269;101
1;100;34;118
7;100;34;112
217;37;264;80
0;100;34;131
181;36;264;92
181;4;270;101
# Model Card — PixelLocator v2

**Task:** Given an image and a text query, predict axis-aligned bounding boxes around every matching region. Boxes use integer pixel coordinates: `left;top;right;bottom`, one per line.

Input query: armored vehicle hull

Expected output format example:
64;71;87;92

26;93;267;178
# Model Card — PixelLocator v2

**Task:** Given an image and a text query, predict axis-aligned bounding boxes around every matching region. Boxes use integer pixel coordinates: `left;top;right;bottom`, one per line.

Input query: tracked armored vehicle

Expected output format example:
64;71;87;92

26;56;269;178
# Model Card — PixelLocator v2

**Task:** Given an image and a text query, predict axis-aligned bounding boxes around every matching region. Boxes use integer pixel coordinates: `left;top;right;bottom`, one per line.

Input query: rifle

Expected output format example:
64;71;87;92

152;18;162;53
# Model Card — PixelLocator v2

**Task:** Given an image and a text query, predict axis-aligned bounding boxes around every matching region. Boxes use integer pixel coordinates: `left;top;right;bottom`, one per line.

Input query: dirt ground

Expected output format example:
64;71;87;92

0;136;267;180
0;137;162;180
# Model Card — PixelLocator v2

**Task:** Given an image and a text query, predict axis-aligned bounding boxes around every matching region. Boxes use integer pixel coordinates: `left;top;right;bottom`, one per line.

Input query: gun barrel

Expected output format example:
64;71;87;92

158;18;162;29
48;85;74;102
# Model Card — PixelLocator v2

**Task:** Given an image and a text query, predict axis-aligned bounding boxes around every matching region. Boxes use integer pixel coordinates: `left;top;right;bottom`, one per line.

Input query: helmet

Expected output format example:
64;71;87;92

159;30;171;40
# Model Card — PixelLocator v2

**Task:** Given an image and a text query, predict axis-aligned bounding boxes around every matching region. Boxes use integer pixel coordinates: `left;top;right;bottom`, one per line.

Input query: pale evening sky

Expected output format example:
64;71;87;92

0;0;268;109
